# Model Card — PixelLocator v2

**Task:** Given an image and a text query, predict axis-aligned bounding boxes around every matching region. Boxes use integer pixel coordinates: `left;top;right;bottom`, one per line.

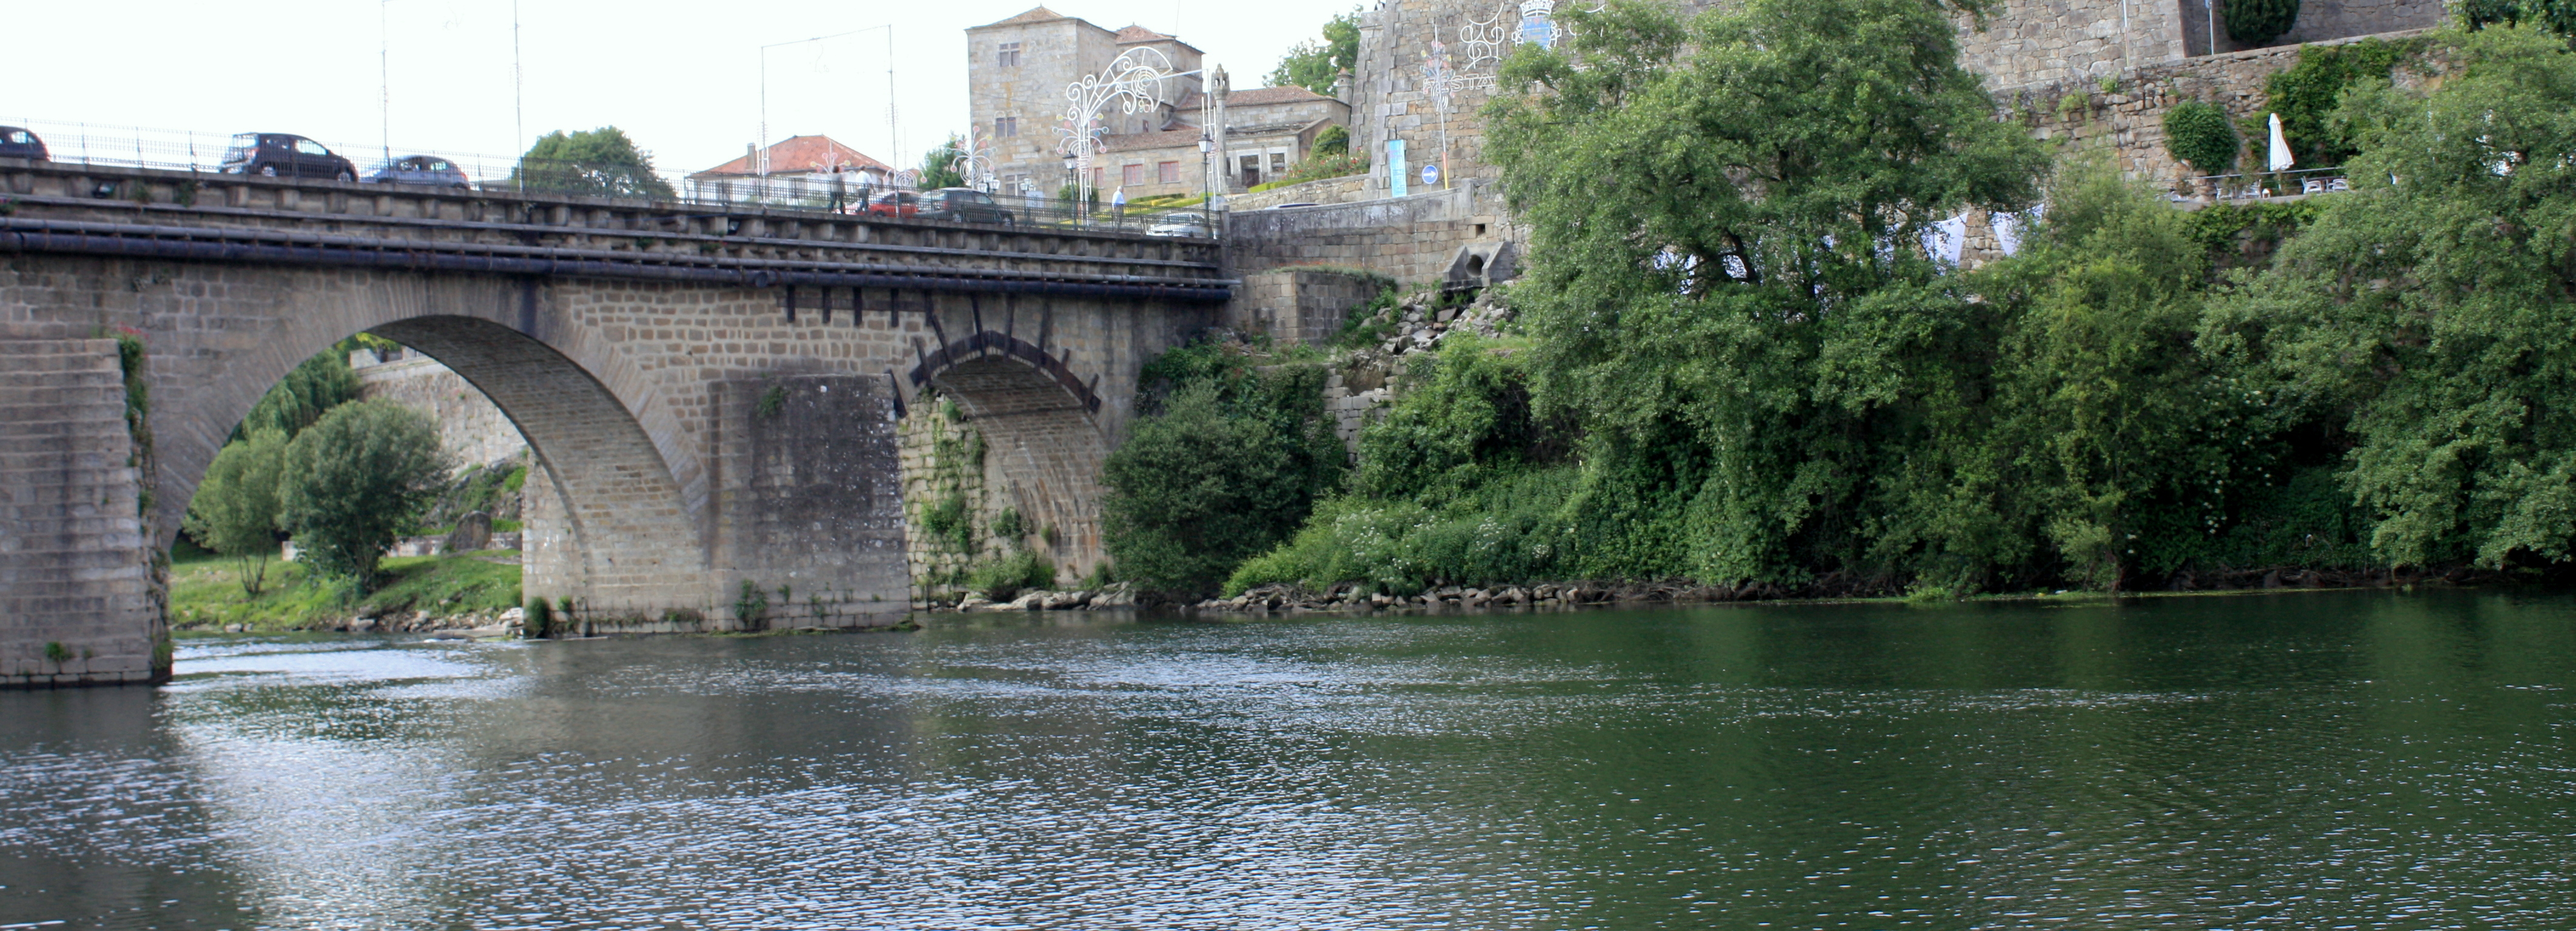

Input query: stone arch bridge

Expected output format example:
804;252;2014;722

0;160;1230;687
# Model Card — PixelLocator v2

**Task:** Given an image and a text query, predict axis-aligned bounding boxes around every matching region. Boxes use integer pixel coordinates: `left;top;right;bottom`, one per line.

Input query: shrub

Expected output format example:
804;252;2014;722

277;400;451;593
2163;100;2239;175
2225;0;2302;44
965;550;1056;601
1313;124;1350;158
183;428;289;596
2460;0;2576;34
1102;359;1344;596
735;579;769;625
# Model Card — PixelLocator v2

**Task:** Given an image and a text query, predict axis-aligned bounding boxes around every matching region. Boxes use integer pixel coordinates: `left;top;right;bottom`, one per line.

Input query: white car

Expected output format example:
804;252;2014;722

1145;212;1212;238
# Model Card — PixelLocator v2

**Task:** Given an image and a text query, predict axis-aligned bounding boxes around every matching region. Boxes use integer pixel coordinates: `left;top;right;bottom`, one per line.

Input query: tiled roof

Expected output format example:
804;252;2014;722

977;6;1065;28
1226;85;1332;107
692;135;891;178
1113;24;1173;43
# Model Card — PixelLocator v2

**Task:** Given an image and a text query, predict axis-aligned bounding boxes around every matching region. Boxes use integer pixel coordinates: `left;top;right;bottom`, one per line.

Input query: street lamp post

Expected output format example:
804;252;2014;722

758;25;900;181
1062;153;1078;221
1198;130;1214;231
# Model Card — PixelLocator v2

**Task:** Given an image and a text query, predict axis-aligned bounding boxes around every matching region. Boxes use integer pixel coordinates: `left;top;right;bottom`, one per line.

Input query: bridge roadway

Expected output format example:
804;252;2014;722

1;158;1234;686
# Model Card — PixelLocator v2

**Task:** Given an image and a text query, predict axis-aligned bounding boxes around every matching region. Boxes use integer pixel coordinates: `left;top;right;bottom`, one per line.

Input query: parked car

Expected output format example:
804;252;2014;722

917;187;1016;225
0;126;48;161
218;133;356;181
363;155;471;189
863;188;1017;224
1266;202;1320;210
862;190;922;218
1145;212;1212;238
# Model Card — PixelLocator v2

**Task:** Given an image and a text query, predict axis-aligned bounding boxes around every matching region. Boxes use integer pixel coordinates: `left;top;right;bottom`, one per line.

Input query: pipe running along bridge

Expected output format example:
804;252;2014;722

0;158;1232;687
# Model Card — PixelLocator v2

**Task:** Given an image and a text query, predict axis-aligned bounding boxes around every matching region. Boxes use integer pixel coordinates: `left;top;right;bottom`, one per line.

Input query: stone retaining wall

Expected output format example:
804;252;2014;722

1226;174;1374;212
1226;179;1519;285
2004;29;2435;193
354;349;530;469
1226;269;1387;348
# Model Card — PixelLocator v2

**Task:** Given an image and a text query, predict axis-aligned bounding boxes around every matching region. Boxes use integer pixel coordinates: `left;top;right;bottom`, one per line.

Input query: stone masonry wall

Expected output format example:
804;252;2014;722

2002;29;2433;196
896;398;1003;602
709;374;910;627
1226;174;1375;212
1227;179;1519;285
1959;0;2191;92
354;348;530;470
0;335;160;687
1226;269;1387;348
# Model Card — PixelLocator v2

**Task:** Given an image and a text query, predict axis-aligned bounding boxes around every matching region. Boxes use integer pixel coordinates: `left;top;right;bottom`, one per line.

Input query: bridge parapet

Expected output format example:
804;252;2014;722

0;159;1228;300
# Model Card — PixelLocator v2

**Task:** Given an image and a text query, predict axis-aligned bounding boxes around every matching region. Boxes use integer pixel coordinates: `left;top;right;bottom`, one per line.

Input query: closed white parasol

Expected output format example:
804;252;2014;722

2268;112;2296;173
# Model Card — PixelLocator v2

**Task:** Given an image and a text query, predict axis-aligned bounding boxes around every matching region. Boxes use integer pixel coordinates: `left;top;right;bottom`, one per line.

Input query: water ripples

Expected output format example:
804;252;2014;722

4;591;2574;929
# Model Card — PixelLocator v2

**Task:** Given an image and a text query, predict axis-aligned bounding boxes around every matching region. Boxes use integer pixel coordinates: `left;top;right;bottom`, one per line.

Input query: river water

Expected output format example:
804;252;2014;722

4;589;2572;929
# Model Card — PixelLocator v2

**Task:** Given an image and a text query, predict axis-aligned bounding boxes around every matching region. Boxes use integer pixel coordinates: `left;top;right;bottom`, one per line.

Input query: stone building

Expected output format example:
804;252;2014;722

963;7;1351;202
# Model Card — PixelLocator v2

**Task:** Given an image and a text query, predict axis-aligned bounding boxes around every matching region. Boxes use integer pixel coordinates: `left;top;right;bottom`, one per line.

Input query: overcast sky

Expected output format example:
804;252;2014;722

8;1;1360;178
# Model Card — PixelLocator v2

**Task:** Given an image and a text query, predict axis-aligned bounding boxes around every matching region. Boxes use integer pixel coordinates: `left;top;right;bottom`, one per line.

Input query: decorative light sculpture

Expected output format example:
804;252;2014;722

1059;47;1194;224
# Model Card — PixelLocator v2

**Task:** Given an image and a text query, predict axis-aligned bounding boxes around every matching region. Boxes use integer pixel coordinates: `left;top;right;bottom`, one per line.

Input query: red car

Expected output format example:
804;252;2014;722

861;188;1016;224
861;190;922;218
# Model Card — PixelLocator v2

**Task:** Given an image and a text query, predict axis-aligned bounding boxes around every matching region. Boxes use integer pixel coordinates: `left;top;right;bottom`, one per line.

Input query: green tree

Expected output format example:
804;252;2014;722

918;135;967;190
233;346;363;443
1269;8;1363;95
1102;357;1344;595
2207;24;2576;569
511;127;675;200
1950;163;2281;589
278;400;453;592
183;429;289;596
1485;0;2046;584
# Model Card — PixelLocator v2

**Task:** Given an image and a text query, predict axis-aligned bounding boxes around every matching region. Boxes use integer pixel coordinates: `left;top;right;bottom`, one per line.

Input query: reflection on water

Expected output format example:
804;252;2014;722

4;590;2574;929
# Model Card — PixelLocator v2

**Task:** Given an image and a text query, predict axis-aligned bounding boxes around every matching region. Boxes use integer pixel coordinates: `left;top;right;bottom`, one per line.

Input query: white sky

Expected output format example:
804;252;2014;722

7;0;1359;178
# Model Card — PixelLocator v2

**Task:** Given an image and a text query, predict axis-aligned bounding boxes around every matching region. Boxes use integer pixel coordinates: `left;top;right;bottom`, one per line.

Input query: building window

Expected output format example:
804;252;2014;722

1157;161;1180;184
1122;163;1145;187
997;42;1022;67
1270;152;1289;176
994;116;1019;138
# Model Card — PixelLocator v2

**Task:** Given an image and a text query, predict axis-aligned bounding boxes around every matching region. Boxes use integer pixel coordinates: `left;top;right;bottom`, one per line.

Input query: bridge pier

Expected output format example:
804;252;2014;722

0;334;164;686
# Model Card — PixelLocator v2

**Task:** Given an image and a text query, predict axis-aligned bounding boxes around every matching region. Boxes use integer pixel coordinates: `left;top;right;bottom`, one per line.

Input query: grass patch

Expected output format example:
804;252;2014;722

169;549;522;632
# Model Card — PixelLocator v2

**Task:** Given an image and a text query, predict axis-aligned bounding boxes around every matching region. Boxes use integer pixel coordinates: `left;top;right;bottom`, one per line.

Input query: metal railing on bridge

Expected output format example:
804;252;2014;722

2196;167;2353;201
1;118;1219;240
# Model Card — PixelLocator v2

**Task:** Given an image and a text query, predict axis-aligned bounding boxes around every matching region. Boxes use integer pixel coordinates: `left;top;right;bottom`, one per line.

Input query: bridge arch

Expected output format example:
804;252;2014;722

909;328;1110;579
143;273;711;617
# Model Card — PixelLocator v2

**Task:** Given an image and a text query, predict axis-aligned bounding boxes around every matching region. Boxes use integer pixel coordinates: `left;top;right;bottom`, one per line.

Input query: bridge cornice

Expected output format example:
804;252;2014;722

0;158;1229;299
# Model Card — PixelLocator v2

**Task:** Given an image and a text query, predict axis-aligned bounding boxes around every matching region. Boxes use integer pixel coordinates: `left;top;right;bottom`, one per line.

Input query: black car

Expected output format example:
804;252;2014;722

363;155;471;189
917;187;1016;225
0;126;47;161
219;133;356;181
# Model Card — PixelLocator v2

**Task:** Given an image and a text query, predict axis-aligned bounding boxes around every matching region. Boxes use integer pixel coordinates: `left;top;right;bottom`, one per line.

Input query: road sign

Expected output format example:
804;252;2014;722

1421;163;1441;186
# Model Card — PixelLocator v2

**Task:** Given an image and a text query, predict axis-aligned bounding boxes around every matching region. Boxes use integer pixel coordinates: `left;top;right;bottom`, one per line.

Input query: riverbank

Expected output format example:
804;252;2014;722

1184;565;2521;613
169;545;522;633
